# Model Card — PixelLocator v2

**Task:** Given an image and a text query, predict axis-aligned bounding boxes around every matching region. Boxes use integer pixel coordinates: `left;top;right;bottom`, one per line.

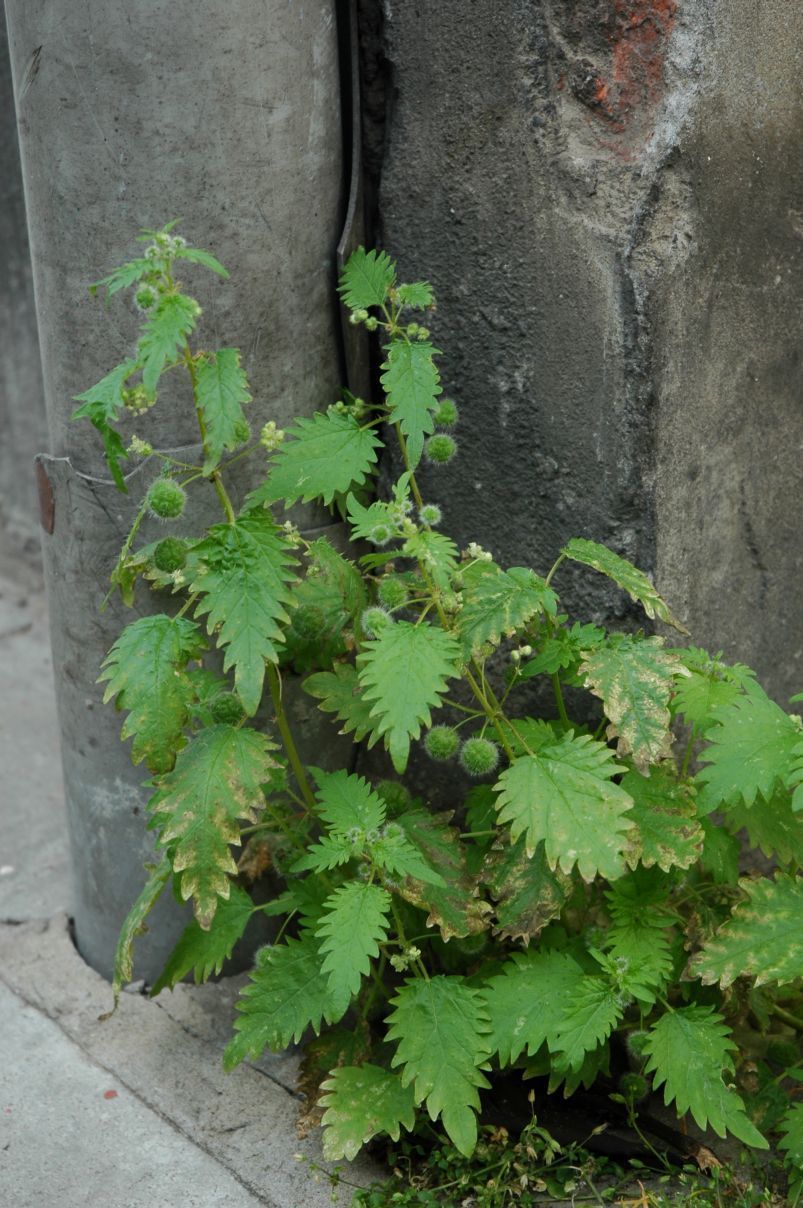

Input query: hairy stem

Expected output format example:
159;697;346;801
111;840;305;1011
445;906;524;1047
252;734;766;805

266;662;317;813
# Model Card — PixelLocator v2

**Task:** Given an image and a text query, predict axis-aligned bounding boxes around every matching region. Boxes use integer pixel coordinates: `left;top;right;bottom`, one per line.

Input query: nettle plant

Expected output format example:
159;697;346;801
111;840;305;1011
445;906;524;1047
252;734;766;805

75;226;803;1186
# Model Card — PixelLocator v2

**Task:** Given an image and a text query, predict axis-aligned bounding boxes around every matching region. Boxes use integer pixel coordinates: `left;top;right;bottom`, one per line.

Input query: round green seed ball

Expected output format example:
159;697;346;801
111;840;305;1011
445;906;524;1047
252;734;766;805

424;725;460;761
146;478;186;520
361;606;393;638
152;537;188;573
459;736;499;777
377;577;409;609
433;398;458;427
210;692;246;725
291;603;326;640
424;433;457;465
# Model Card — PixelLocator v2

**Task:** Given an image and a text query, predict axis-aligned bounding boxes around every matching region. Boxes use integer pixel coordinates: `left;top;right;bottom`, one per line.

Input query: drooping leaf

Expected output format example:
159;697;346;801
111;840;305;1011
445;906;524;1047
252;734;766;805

549;1042;611;1098
151;883;253;993
91;257;155;295
138;292;199;394
562;538;688;633
484;837;572;944
339;246;396;310
253;410;380;508
387;975;491;1156
303;663;378;744
699;817;741;885
108;857;171;1011
174;245;229;277
283;540;366;673
695;680;802;811
494;734;634;880
380;339;442;468
725;788;803;867
320;1065;417;1160
579;635;685;772
71;358;141;490
620;766;703;872
689;874;803;989
149;724;278;928
395;281;434;309
188;511;298;715
99;614;206;773
643;1007;767;1147
457;564;557;658
223;930;350;1069
315;881;392;999
195;348;251;473
551;977;624;1071
394;809;491;940
357;621;462;774
482;950;586;1066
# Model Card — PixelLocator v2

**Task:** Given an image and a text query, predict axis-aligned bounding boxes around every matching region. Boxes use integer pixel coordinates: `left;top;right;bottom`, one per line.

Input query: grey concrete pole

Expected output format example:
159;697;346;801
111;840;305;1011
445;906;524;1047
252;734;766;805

5;0;345;978
376;0;802;703
0;22;46;553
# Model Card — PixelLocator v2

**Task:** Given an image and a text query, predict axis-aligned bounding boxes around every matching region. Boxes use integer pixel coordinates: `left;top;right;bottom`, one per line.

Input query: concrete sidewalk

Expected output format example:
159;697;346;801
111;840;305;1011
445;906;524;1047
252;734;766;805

0;556;376;1207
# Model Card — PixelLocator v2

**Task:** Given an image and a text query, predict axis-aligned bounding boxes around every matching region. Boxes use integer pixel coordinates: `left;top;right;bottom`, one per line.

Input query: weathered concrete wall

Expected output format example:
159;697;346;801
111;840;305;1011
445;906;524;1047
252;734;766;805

376;0;802;702
5;0;345;978
0;20;46;555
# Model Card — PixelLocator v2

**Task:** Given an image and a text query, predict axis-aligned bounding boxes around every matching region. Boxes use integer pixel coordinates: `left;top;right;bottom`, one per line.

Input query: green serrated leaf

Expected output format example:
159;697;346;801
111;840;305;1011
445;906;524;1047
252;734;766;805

138;292;199;394
174;245;229;277
253;410;380;508
482;950;586;1066
484;837;572;944
303;663;378;744
725;787;803;867
670;651;748;732
494;734;634;880
696;680;802;811
315;881;392;999
72;359;141;490
357;621;462;774
151;883;253;993
91;258;155;295
188;511;298;715
457;564;557;657
562;538;688;633
320;1065;417;1160
224;930;350;1068
195;348;251;473
579;636;684;773
339;246;396;309
780;1103;803;1177
149;725;278;928
552;976;624;1071
109;857;171;1012
621;766;703;872
519;622;606;685
643;1007;767;1147
396;282;434;309
99;614;206;773
394;810;491;940
604;878;675;1001
387;975;491;1156
380;340;442;468
699;817;741;884
689;874;803;988
312;768;386;834
401;529;459;592
283;539;366;674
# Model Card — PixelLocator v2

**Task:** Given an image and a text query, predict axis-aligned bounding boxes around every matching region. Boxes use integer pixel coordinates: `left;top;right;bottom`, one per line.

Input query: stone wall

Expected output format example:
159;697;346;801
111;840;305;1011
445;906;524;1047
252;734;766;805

374;0;802;702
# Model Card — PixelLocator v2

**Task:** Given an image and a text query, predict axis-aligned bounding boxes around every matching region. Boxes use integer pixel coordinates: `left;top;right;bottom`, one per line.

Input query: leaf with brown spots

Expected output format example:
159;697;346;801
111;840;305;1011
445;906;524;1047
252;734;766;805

621;766;703;872
484;837;571;944
394;809;492;941
149;724;279;928
580;635;686;773
689;874;803;989
562;538;688;632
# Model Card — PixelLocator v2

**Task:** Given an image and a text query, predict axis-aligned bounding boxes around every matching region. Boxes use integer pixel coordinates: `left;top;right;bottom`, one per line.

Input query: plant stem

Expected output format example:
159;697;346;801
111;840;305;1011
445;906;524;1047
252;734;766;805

265;662;317;813
551;671;571;728
771;1003;803;1032
183;344;237;524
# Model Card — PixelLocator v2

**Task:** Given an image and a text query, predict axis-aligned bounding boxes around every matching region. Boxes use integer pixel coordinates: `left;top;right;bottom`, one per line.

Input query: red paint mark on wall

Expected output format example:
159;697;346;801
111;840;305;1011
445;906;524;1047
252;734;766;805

567;1;677;146
103;1089;119;1100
